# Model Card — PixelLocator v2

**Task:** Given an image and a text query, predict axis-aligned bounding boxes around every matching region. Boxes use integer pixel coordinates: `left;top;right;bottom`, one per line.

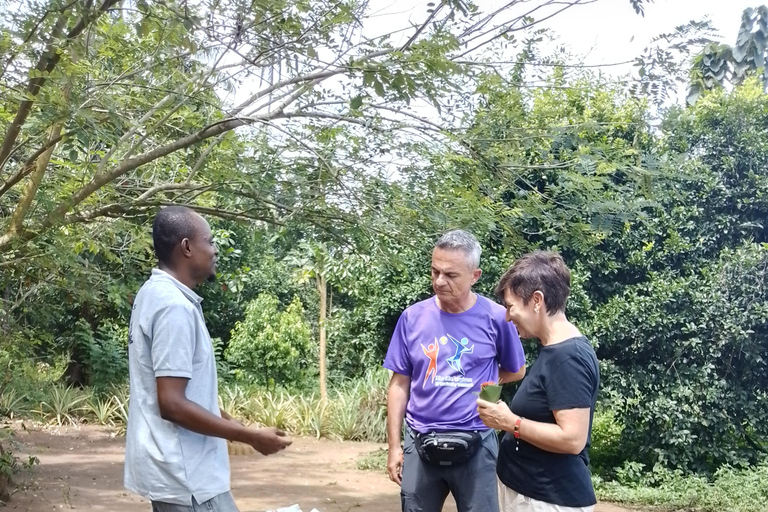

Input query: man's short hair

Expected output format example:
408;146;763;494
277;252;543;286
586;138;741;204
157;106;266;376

434;230;482;269
152;206;199;266
495;251;571;315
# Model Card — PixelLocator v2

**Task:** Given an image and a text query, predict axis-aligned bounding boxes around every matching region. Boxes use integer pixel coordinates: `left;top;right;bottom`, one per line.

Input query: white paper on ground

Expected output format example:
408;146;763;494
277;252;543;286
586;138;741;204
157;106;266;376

265;506;320;512
266;505;301;512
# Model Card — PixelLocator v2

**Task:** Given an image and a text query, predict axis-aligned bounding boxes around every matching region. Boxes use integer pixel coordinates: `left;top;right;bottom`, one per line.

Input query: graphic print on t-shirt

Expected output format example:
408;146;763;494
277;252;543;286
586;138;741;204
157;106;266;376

420;338;440;387
446;334;474;375
420;333;475;388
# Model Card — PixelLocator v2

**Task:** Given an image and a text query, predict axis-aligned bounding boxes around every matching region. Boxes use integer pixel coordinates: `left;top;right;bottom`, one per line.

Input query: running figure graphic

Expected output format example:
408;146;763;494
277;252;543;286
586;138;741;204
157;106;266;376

446;334;474;375
421;338;440;387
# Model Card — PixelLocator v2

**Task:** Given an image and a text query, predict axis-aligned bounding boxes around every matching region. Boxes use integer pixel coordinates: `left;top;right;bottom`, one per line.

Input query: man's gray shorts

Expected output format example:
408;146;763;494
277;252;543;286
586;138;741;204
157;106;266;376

152;491;239;512
401;427;500;512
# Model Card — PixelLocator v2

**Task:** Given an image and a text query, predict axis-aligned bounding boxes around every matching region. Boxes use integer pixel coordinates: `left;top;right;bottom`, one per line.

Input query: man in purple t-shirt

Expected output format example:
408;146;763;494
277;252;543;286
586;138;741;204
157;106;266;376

384;230;526;512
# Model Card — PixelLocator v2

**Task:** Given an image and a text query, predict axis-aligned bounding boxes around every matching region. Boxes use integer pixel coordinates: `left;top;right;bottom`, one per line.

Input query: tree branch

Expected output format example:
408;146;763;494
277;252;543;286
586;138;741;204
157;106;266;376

0;76;325;253
136;183;212;202
0;133;66;199
399;2;445;52
454;0;591;59
228;50;388;116
0;0;120;175
0;10;70;176
95;93;176;174
185;134;225;184
5;123;64;236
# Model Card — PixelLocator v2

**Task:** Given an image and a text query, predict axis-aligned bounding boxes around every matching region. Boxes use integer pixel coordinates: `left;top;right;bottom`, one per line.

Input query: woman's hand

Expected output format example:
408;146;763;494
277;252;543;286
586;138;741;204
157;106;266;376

477;398;517;431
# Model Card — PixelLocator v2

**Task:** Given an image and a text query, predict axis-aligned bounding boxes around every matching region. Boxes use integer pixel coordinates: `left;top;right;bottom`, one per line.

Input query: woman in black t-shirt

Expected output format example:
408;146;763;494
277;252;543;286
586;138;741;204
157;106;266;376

477;251;599;512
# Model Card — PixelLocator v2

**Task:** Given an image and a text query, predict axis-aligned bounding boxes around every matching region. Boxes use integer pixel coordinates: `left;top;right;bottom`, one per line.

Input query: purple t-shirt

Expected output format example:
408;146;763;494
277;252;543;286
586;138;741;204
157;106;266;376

384;295;525;432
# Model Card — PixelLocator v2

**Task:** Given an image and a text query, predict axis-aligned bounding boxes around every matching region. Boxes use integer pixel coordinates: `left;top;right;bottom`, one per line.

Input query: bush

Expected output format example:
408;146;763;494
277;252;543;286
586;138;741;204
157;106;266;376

326;309;386;381
55;319;128;392
85;395;122;426
225;294;313;388
589;407;624;475
594;462;768;512
586;244;768;473
1;362;387;443
87;320;129;393
35;384;89;426
0;389;26;420
0;428;39;504
0;344;69;415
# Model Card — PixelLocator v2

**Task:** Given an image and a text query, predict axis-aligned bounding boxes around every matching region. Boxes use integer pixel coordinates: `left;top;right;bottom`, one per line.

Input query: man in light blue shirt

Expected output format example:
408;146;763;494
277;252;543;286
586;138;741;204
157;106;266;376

125;206;292;512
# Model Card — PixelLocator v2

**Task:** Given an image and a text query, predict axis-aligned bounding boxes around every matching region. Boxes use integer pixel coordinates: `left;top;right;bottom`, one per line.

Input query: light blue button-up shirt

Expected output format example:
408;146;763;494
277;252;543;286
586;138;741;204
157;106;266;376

124;269;229;506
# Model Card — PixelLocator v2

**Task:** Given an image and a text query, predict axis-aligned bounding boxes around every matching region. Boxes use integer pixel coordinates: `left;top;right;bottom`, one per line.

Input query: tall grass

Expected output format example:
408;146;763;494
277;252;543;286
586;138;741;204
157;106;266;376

218;384;249;419
2;369;390;443
248;390;296;430
292;395;330;439
0;389;27;419
111;386;129;435
218;368;389;443
34;385;88;426
85;395;121;426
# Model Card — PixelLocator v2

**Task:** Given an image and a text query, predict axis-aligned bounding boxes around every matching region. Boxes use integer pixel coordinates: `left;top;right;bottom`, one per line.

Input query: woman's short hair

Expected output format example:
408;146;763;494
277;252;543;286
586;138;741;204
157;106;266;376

495;251;571;315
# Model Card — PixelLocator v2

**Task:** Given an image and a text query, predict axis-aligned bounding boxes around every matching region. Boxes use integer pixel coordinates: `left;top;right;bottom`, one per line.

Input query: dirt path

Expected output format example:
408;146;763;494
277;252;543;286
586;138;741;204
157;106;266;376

5;424;636;512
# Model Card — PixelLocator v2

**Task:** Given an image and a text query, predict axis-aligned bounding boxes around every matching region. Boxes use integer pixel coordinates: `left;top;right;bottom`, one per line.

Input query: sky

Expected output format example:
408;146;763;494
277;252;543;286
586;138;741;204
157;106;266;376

367;0;757;75
229;0;758;111
544;0;755;67
345;0;760;113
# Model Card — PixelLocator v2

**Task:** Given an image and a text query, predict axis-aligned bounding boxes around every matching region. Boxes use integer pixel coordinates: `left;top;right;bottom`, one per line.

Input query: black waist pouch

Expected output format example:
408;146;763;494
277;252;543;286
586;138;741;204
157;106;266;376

414;431;482;467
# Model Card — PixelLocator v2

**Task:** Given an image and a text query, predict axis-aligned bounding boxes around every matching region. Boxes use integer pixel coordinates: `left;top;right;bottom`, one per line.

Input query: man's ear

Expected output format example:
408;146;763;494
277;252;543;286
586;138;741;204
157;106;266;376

471;268;482;285
181;238;192;258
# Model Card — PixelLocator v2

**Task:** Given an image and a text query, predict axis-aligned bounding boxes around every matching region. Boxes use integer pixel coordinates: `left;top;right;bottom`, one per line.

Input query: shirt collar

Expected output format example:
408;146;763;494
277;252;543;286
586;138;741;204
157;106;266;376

150;268;203;305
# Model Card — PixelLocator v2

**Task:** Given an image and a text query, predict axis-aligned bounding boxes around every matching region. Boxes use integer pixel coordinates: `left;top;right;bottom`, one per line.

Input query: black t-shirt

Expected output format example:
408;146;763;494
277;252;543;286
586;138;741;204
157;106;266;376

497;336;600;507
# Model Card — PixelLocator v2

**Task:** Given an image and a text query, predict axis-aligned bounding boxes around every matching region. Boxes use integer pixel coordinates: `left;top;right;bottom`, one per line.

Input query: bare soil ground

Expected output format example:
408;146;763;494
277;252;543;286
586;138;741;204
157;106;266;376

4;423;637;512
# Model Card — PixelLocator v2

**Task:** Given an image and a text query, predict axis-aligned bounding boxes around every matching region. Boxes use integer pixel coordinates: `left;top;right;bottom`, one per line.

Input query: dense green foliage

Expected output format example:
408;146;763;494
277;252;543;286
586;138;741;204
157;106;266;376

589;244;768;473
225;294;313;387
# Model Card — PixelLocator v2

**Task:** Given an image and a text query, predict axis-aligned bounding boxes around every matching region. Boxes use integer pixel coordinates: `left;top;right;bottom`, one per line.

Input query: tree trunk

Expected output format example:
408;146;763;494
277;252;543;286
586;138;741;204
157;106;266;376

6;122;64;236
317;273;327;402
1;284;10;334
64;301;93;387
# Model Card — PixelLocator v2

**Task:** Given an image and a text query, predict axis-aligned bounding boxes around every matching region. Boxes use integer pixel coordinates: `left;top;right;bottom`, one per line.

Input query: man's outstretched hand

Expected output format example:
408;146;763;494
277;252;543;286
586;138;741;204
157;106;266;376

244;427;292;455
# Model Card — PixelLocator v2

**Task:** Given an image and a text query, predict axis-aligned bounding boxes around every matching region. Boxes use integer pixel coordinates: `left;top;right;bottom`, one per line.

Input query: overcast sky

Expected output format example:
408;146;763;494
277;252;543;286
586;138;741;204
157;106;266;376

355;0;757;106
369;0;755;70
545;0;754;64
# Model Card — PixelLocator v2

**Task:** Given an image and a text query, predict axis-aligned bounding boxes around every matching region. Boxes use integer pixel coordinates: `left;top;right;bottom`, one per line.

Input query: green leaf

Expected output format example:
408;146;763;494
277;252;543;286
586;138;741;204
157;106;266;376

373;78;385;98
136;21;150;38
